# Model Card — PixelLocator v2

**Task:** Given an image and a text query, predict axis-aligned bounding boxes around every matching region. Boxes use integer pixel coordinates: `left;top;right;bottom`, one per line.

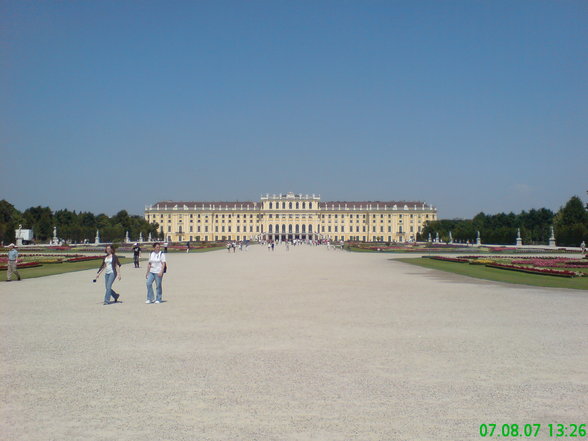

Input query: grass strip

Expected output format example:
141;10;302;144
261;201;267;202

396;257;588;290
0;258;132;281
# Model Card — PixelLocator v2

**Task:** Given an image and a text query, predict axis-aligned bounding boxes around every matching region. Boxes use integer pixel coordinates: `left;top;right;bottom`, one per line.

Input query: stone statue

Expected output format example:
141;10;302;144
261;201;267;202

476;230;481;246
449;231;453;244
125;231;130;243
95;230;100;244
549;226;556;247
139;232;144;243
516;228;522;247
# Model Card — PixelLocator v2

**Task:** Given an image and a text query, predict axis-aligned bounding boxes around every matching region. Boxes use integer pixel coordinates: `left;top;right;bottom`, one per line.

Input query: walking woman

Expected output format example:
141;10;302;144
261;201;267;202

146;242;166;304
95;244;122;305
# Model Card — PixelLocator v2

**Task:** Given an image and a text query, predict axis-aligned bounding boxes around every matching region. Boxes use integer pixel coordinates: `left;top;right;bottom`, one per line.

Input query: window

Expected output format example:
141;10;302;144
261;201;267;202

289;202;292;209
269;202;273;209
168;226;171;232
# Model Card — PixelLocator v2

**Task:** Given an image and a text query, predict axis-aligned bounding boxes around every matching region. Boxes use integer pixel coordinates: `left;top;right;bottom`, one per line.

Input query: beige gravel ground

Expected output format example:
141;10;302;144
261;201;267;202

1;244;587;441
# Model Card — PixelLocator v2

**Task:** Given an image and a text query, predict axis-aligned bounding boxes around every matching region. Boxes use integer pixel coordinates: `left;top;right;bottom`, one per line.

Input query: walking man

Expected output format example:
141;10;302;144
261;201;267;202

6;243;21;281
132;243;141;268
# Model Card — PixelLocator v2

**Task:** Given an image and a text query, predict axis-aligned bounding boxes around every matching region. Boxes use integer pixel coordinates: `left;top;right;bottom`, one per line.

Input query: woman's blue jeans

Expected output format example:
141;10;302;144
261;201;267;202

104;272;118;303
146;272;163;302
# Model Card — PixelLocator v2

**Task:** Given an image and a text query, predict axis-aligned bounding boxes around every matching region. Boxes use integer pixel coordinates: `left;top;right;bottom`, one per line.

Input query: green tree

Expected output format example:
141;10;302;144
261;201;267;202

22;206;54;242
554;196;588;246
0;200;22;244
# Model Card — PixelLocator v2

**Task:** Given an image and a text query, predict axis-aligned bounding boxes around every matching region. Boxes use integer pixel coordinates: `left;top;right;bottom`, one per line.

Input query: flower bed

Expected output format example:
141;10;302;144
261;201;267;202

426;256;469;263
511;258;572;268
65;256;104;263
0;262;43;270
485;262;582;278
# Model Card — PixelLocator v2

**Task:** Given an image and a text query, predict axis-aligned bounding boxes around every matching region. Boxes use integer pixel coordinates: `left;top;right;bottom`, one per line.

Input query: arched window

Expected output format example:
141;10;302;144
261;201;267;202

302;224;306;233
282;202;285;209
269;202;272;209
309;202;312;209
309;225;313;233
289;224;293;233
295;224;299;233
269;225;273;233
302;202;306;209
275;224;279;234
296;202;299;209
289;202;292;209
282;224;286;233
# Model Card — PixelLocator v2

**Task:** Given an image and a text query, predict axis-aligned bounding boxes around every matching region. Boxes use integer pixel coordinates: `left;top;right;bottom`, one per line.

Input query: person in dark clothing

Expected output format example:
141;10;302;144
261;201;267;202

132;243;141;268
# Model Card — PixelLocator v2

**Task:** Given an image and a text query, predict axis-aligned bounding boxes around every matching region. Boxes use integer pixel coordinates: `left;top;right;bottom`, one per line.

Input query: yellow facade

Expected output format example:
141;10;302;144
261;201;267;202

144;193;437;243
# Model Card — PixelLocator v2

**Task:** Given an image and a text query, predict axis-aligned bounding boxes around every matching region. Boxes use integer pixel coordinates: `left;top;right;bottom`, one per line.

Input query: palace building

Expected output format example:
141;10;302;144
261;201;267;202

144;193;437;243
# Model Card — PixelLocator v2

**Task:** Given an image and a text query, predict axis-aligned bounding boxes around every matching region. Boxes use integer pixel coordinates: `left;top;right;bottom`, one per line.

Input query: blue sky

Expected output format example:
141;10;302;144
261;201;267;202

1;0;587;218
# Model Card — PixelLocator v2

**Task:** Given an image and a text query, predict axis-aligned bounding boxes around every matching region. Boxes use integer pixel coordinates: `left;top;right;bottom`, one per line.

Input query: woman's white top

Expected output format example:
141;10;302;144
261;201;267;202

149;251;166;274
104;256;113;274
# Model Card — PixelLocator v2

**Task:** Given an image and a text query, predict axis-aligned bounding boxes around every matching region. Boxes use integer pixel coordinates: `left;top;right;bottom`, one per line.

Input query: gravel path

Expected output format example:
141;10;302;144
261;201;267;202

1;245;586;441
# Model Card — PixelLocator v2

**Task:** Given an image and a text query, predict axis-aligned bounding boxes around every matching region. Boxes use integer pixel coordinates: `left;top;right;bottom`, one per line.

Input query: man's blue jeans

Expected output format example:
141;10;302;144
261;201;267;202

146;272;163;302
104;272;118;303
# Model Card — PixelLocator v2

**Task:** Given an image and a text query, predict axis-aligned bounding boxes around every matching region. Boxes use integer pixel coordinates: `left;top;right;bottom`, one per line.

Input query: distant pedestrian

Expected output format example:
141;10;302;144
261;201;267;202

6;243;21;282
94;244;122;305
186;241;191;253
146;242;166;304
132;243;141;268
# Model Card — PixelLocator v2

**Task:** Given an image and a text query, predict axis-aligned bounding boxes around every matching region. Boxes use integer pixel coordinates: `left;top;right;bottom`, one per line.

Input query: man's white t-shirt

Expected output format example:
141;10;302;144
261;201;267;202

149;251;166;274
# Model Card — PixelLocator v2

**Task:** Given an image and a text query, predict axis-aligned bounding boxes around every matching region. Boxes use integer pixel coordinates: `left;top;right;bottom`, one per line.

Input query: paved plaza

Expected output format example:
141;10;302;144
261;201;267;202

1;245;587;441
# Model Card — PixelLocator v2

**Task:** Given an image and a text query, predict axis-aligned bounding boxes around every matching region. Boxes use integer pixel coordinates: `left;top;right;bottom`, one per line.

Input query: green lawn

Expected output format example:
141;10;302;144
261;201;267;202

397;257;588;290
1;258;132;281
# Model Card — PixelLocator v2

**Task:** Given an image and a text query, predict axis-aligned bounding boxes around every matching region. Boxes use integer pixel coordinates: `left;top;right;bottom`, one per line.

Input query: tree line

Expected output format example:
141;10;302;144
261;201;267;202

418;196;588;247
0;200;162;244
